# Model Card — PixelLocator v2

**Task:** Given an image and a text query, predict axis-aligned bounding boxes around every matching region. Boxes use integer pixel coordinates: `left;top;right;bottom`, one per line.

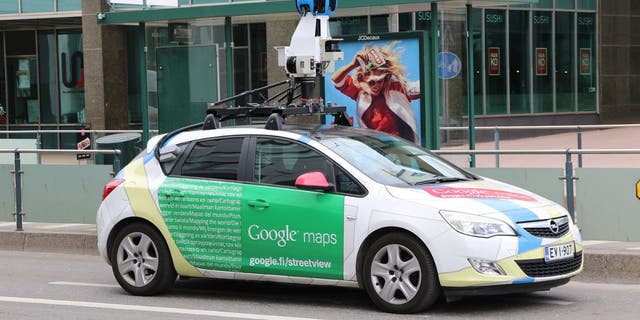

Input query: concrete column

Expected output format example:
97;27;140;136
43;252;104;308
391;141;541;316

266;19;298;99
599;0;640;122
82;0;129;130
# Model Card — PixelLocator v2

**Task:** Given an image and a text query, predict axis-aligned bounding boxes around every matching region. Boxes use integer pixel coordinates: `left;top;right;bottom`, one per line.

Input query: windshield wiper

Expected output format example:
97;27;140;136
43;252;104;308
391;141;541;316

413;176;470;185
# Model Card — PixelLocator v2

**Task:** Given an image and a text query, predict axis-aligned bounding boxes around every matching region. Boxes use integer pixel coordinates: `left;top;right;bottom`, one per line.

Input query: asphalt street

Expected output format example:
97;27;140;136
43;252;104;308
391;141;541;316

1;250;639;320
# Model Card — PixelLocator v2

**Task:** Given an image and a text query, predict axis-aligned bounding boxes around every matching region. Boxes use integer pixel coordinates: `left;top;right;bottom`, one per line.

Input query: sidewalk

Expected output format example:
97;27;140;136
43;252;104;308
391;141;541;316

1;221;638;282
441;126;640;168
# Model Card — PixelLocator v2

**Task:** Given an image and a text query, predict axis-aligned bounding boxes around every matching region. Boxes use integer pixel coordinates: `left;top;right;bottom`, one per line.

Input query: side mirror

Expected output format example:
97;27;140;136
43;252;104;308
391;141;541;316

295;171;334;192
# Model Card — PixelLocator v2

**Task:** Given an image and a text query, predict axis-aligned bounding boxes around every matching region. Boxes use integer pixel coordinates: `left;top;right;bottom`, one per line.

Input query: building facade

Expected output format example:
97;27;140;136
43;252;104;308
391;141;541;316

0;0;638;149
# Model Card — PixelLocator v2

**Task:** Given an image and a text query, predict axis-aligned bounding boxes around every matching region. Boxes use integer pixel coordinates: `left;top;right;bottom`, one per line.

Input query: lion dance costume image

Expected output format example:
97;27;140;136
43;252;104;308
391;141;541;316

331;41;420;142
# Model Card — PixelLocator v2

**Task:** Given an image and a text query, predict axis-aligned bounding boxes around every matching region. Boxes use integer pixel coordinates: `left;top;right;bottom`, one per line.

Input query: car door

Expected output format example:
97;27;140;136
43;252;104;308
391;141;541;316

157;136;249;272
240;136;348;280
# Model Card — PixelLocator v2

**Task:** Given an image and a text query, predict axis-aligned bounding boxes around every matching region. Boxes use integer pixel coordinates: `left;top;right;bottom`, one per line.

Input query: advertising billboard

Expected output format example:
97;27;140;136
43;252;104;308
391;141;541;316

324;33;424;144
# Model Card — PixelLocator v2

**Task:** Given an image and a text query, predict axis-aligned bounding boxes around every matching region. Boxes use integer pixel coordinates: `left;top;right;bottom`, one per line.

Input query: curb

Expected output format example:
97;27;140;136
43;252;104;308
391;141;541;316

0;230;98;256
580;252;640;281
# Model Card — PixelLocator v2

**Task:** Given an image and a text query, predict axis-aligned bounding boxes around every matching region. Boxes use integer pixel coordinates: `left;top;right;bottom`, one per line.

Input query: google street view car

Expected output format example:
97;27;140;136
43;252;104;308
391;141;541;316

97;105;582;314
97;0;581;313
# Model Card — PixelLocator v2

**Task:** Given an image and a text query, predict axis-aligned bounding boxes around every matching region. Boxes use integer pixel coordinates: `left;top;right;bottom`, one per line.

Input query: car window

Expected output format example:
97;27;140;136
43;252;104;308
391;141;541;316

254;137;332;187
179;137;243;180
335;166;366;195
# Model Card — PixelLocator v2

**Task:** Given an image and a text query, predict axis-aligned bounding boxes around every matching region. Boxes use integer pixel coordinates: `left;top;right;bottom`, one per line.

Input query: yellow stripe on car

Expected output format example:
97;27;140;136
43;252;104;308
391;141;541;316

123;159;202;277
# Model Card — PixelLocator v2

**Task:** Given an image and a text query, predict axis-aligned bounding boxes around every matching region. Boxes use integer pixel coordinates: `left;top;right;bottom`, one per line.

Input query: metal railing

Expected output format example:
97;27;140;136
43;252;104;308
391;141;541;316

0;149;121;232
433;148;640;221
0;129;142;164
440;124;640;168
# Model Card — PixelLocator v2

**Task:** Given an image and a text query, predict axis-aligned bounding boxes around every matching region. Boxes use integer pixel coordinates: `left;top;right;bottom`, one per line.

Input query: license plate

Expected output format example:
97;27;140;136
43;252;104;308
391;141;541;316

544;242;575;262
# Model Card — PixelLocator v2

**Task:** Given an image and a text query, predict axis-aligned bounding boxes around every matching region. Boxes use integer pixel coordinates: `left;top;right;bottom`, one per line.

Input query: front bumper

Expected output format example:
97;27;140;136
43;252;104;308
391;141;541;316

443;277;572;297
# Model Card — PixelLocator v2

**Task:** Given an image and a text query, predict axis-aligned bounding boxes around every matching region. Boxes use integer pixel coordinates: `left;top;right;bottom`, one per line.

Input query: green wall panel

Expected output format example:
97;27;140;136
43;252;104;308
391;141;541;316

20;165;113;224
575;169;640;241
0;164;14;222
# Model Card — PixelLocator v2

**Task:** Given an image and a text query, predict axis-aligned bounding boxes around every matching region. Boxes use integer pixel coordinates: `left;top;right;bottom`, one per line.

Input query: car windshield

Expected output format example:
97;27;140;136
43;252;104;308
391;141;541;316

316;129;474;187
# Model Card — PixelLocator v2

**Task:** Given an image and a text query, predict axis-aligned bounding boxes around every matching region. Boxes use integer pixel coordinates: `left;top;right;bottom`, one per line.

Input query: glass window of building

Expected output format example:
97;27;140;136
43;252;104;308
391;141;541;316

0;1;19;14
509;10;531;114
577;12;596;111
556;0;575;10
58;31;84;124
555;12;575;112
370;15;390;33
330;16;368;36
58;0;81;11
22;0;54;13
6;31;38;125
578;0;597;10
38;31;58;126
533;0;553;9
398;12;413;32
415;11;432;32
532;11;553;113
484;9;507;114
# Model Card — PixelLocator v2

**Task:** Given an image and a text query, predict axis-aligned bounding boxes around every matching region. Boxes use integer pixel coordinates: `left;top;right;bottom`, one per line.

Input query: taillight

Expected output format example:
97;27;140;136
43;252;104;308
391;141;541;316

102;179;125;200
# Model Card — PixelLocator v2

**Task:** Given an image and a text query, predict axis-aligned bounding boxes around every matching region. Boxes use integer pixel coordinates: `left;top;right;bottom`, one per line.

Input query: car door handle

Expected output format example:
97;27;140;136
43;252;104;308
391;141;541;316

248;199;269;209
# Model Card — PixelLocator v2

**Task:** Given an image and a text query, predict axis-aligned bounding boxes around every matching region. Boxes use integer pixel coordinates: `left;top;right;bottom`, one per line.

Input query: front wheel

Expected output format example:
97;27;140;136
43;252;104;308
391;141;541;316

110;222;176;295
362;233;440;313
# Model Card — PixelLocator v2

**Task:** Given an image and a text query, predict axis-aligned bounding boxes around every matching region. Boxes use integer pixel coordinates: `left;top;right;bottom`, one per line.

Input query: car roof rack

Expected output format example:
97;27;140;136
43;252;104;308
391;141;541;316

203;104;352;131
202;78;352;131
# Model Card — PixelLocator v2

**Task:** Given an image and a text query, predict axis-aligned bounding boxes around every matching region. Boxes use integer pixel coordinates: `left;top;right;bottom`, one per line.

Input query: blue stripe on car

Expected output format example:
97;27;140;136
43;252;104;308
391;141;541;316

513;277;535;284
474;198;541;254
143;147;156;164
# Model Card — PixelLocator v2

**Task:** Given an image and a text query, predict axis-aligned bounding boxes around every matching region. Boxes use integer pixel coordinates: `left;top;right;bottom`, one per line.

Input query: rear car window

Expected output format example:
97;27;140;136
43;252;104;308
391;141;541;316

179;137;244;181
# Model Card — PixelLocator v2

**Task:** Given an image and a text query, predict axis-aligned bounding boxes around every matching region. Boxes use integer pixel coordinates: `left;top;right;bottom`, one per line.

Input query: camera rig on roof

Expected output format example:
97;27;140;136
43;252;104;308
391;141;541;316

201;0;348;131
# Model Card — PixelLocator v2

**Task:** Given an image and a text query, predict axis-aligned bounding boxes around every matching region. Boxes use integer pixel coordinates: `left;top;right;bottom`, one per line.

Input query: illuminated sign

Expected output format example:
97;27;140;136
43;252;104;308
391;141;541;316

536;48;548;76
488;47;500;76
580;48;592;75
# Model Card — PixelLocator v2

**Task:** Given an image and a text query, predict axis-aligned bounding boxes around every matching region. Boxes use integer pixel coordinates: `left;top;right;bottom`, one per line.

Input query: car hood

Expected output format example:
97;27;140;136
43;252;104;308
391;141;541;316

385;177;563;223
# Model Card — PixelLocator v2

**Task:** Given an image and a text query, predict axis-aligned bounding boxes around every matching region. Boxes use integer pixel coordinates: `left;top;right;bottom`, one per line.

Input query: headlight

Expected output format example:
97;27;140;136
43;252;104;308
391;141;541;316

439;210;517;238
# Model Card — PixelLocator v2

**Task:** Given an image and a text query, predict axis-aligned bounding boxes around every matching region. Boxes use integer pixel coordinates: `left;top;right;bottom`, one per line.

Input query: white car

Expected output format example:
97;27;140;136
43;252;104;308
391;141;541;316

97;115;582;313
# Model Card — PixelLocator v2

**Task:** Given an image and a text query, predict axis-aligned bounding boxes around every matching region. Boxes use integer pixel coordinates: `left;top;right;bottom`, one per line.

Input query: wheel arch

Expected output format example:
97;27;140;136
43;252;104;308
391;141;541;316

355;226;438;288
106;216;165;264
107;216;203;277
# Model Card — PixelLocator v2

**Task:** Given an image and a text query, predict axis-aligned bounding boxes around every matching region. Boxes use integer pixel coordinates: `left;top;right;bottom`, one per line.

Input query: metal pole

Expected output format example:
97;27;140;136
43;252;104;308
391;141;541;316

466;4;476;168
113;152;121;174
13;151;23;231
139;22;150;145
564;150;575;221
577;127;583;168
494;127;500;168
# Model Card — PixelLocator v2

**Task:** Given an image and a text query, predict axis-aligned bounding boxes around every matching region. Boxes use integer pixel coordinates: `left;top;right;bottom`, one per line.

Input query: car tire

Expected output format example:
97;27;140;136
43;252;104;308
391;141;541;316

110;222;176;295
362;232;440;313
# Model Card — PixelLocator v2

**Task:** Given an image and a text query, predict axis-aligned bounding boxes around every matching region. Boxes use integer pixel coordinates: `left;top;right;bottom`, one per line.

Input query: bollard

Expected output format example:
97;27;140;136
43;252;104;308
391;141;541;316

13;151;24;231
577;127;583;168
564;151;575;221
113;153;121;173
494;128;500;168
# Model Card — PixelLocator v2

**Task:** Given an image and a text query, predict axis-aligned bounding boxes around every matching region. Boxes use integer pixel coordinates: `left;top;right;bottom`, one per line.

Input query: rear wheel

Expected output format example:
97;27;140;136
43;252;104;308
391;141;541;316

362;233;440;313
110;223;176;295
